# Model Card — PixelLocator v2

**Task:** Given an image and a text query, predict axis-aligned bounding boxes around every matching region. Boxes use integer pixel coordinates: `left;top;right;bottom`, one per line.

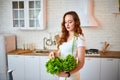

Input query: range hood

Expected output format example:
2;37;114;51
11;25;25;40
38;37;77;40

79;0;99;27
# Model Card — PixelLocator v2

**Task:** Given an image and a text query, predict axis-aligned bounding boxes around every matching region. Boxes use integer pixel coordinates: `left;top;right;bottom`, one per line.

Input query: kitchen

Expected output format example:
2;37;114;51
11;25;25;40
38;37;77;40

0;0;120;80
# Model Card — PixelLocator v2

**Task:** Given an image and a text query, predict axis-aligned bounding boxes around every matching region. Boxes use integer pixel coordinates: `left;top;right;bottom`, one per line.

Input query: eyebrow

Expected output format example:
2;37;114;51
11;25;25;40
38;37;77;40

65;20;73;22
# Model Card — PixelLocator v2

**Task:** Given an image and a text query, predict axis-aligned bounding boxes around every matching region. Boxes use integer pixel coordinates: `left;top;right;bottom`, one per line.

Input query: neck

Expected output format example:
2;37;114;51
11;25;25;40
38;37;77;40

69;31;74;37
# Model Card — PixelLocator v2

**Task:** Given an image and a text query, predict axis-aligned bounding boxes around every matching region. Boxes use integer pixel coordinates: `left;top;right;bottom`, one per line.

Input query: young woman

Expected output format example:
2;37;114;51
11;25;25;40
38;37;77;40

49;11;86;80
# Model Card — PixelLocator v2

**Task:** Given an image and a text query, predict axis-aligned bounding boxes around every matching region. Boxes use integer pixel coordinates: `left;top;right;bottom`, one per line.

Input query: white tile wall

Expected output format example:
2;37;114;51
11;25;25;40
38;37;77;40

0;0;120;51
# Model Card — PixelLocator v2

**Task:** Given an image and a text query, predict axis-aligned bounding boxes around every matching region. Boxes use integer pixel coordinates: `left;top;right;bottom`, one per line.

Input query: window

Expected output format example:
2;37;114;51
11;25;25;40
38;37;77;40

12;0;46;30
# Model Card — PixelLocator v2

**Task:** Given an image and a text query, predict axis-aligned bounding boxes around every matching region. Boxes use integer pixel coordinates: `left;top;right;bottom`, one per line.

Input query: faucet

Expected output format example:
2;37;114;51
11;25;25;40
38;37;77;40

43;35;56;50
43;37;47;50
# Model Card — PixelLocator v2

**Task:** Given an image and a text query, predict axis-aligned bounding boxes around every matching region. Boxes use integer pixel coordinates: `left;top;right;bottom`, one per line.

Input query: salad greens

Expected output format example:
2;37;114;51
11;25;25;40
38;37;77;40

62;54;77;71
45;57;63;75
45;54;77;75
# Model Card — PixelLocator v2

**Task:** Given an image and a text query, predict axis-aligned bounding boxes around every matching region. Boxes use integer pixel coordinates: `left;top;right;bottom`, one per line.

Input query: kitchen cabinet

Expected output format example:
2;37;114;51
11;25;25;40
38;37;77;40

8;55;59;80
24;56;40;80
80;58;101;80
8;55;25;80
12;0;46;30
100;58;119;80
40;56;59;80
8;54;120;80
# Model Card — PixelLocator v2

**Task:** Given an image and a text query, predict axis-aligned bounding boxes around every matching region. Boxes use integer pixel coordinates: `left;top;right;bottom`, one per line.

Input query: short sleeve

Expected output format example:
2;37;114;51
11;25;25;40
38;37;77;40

76;35;86;47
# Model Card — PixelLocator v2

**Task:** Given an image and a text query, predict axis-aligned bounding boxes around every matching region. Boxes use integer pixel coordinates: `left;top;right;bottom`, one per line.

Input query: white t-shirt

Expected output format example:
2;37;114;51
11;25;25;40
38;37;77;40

59;35;85;58
59;35;85;80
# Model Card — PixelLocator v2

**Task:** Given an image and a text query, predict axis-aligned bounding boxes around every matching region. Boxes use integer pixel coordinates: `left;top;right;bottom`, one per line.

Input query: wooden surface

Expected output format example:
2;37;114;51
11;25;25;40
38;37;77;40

8;49;49;56
86;51;120;58
9;49;33;54
8;49;120;58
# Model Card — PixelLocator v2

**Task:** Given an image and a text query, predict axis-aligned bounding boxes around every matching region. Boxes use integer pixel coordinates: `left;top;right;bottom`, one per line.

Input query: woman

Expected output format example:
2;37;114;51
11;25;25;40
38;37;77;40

49;11;86;80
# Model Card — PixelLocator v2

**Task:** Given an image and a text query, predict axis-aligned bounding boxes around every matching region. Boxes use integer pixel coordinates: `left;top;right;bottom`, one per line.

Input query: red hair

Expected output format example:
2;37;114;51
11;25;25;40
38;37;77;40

58;11;83;46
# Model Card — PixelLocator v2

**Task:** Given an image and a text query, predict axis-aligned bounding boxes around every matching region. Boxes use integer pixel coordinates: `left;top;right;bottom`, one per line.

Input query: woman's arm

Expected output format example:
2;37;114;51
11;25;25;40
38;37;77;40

58;46;85;77
70;46;85;74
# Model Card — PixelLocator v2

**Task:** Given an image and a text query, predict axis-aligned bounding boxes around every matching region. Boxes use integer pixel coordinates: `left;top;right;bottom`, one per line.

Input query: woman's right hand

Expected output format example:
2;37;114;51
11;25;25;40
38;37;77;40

49;51;55;59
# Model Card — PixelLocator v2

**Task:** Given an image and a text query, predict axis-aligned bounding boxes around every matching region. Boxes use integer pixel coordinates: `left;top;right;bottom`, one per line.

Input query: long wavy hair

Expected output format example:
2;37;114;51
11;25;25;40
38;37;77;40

58;11;84;47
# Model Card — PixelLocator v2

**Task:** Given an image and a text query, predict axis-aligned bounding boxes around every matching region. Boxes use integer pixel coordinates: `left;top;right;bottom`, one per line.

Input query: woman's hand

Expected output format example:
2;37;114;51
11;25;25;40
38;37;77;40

49;50;60;59
57;71;68;77
49;51;55;59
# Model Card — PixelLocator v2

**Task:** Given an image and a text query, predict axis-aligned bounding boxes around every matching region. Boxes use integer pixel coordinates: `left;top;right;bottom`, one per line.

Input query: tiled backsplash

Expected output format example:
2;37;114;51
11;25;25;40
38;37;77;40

0;0;120;51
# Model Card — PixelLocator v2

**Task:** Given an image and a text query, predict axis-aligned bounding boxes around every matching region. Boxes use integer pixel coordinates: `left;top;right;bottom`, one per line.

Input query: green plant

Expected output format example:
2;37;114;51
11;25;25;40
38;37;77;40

62;54;77;71
46;54;77;75
46;57;63;75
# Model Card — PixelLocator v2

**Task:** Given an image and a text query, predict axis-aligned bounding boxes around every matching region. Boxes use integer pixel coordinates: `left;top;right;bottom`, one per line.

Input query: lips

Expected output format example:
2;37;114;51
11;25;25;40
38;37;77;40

66;27;70;29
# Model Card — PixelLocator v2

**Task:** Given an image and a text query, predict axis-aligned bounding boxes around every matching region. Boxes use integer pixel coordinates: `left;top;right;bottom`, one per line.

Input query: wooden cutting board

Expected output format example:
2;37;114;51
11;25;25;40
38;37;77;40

10;49;33;54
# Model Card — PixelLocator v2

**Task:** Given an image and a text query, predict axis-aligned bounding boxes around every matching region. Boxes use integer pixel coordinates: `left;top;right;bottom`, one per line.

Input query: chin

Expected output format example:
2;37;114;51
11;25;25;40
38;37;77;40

66;28;69;31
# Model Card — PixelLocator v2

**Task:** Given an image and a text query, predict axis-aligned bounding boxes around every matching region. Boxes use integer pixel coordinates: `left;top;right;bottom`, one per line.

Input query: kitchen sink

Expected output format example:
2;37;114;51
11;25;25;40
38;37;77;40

34;49;50;53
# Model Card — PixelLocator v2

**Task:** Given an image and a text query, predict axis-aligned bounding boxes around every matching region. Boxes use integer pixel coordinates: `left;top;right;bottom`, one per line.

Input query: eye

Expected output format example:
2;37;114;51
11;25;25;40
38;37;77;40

68;21;72;23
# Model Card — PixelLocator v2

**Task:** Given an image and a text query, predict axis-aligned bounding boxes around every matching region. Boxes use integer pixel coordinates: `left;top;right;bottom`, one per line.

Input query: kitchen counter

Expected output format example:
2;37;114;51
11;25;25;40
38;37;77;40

8;49;120;58
86;51;120;58
8;49;49;56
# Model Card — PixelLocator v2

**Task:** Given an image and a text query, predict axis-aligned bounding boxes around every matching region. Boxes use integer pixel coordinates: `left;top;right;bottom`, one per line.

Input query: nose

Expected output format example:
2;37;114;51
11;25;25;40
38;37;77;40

66;22;69;26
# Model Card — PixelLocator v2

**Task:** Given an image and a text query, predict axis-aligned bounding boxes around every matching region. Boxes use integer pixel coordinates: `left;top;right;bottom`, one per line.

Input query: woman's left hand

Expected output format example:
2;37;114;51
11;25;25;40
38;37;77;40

57;71;68;77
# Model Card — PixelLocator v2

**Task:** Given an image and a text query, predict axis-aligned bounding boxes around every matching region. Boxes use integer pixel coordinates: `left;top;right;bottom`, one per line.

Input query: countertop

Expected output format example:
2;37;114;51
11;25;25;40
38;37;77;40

8;49;49;56
7;49;120;58
86;51;120;58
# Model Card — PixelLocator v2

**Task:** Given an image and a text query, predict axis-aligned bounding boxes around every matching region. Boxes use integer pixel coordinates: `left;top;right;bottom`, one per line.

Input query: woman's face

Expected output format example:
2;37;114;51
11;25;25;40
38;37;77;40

65;14;75;32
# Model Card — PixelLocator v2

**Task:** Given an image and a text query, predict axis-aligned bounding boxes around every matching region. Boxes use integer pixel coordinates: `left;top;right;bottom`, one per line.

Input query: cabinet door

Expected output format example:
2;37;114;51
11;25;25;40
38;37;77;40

24;56;40;80
12;1;25;28
40;56;59;80
101;58;119;80
8;55;24;80
80;58;100;80
12;0;46;30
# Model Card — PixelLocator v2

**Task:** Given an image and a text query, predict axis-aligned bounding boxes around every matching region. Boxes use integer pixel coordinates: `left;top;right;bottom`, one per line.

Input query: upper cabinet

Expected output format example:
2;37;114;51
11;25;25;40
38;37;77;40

12;0;46;30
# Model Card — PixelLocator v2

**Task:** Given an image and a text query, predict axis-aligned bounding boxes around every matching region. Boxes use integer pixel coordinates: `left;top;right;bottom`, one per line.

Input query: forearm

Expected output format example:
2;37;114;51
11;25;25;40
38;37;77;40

69;46;86;75
57;60;84;77
69;60;84;75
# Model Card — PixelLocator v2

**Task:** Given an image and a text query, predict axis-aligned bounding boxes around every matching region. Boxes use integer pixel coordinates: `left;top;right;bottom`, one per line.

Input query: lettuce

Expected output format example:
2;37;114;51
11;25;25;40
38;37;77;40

46;54;77;75
62;54;77;71
46;57;63;75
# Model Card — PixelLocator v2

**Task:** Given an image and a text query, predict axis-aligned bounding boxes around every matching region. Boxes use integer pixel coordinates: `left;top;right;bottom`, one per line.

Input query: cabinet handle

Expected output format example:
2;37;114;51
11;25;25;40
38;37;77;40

106;58;113;61
27;56;36;58
43;56;49;59
14;56;19;57
86;58;91;60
